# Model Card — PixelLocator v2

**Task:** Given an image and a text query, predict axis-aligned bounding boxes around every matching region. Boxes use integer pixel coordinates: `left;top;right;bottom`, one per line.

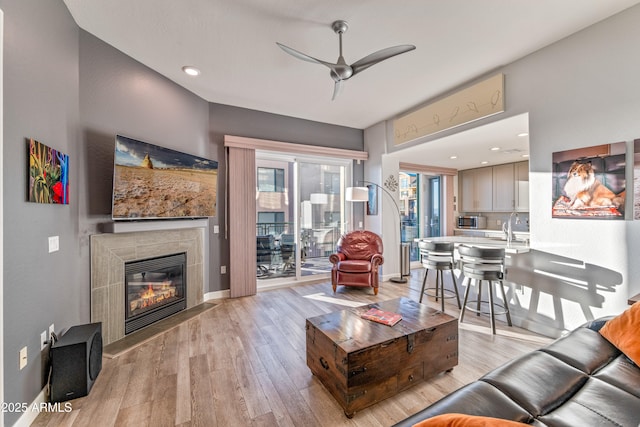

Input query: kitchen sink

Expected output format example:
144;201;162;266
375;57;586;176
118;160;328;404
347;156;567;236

486;236;529;245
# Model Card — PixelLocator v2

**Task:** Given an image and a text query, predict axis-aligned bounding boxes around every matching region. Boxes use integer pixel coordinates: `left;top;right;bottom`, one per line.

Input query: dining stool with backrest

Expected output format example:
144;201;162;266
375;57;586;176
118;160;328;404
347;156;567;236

457;244;512;334
418;241;461;313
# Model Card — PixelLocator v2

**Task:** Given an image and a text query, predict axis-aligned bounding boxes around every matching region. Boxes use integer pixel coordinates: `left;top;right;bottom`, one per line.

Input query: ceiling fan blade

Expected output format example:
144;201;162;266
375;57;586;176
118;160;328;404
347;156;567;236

276;42;336;70
351;44;416;75
331;79;343;101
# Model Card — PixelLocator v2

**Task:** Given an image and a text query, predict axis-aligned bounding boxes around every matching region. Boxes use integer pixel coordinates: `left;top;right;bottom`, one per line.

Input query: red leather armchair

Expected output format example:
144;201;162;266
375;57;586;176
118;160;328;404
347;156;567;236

329;230;384;295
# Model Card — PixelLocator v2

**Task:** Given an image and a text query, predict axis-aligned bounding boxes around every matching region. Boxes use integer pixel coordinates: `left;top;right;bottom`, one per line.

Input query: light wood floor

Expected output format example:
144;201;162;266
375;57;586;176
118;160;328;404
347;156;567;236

33;270;552;427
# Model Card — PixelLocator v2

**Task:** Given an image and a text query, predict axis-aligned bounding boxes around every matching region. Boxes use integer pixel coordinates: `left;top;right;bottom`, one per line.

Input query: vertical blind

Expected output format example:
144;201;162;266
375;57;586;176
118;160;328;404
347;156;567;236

227;146;257;297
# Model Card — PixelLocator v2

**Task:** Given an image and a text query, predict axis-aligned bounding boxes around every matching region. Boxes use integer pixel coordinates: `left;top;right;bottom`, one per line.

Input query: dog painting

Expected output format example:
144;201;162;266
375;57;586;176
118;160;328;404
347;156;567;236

552;143;626;219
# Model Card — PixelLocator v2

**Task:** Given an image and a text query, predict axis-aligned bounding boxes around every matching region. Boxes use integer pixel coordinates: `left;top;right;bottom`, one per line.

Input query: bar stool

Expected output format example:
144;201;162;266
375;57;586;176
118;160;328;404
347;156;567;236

418;241;461;312
458;244;512;334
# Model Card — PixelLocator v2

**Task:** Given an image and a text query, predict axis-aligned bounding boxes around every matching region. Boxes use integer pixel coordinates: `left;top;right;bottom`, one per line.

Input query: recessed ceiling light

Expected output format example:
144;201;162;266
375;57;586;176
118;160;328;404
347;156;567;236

182;66;200;76
481;161;489;165
490;147;500;151
517;132;529;137
450;155;458;159
522;154;529;158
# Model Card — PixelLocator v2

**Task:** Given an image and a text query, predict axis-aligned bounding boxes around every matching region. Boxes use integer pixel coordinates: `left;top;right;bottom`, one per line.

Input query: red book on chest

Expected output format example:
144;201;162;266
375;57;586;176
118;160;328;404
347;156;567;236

361;307;402;326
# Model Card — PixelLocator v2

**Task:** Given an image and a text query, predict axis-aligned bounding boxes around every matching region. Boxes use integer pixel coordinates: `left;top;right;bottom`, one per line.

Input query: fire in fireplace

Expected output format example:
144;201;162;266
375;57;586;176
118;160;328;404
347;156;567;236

125;252;186;334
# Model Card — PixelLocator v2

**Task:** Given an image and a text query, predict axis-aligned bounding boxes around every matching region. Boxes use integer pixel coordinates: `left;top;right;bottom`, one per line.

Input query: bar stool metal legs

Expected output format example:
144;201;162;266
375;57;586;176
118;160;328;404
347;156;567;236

458;245;512;334
418;241;461;312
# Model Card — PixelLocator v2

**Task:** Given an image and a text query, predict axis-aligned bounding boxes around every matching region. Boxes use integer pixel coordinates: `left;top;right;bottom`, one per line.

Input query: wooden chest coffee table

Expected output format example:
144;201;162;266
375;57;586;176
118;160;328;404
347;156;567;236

306;297;458;417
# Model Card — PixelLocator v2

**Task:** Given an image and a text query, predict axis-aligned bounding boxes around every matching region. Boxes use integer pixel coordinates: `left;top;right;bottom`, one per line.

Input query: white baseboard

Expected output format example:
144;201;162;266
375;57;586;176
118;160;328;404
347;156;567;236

12;388;74;427
204;289;230;301
13;388;46;427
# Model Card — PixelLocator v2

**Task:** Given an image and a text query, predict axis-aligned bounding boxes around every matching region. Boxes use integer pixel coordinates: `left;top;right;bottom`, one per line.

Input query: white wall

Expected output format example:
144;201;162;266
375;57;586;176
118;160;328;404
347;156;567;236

365;4;640;335
0;8;4;427
362;122;398;279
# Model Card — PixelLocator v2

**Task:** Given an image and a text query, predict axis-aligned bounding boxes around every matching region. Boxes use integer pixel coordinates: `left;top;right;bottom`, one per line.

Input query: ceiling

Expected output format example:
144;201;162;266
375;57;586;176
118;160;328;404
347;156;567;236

63;0;640;131
392;113;530;171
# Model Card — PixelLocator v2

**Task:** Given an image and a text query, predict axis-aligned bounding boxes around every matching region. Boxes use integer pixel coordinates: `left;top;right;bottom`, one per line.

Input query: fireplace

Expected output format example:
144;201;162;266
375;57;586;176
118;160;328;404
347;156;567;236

91;228;205;345
124;252;186;334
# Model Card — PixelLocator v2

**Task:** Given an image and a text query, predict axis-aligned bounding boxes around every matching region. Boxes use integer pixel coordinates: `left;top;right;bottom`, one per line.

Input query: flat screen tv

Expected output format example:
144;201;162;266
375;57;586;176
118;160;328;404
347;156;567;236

112;135;218;220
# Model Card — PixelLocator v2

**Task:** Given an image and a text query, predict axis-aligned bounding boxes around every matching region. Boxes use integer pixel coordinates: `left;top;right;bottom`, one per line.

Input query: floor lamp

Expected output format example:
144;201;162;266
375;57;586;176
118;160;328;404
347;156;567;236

346;181;408;284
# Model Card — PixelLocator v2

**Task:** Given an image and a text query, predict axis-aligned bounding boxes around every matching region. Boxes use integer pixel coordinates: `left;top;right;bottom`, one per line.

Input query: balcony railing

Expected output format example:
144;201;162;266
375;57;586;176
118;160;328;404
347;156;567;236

256;222;341;257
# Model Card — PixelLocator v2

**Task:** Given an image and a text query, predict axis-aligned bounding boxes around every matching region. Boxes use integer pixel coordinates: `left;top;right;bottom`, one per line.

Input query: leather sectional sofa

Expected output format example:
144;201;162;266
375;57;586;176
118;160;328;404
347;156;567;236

392;317;640;427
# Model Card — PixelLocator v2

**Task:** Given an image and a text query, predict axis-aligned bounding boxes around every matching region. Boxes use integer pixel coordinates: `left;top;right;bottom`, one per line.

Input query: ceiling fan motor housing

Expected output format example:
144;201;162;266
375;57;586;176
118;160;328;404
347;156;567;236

331;20;349;34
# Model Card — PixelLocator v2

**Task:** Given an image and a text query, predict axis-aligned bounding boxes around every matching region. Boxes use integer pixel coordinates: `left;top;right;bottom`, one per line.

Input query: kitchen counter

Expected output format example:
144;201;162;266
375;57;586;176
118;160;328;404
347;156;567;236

454;228;530;236
415;236;530;254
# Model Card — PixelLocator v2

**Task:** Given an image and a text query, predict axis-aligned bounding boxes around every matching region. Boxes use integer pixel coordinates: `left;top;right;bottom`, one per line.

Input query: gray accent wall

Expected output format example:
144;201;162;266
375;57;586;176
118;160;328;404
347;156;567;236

2;1;363;420
2;1;79;425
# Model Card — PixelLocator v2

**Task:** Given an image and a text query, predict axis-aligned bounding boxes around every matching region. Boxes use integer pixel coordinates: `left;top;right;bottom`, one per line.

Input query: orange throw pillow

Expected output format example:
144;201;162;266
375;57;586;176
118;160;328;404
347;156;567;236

599;301;640;366
412;414;527;427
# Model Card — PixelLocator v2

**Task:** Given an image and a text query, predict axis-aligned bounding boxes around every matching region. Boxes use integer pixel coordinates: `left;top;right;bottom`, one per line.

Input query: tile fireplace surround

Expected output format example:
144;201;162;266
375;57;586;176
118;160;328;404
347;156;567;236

91;227;205;345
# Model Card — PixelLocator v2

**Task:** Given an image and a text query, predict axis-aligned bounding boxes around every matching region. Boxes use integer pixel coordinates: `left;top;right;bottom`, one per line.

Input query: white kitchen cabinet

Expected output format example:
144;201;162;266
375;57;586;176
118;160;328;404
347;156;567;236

459;167;493;212
515;161;529;211
492;163;515;211
459;161;529;213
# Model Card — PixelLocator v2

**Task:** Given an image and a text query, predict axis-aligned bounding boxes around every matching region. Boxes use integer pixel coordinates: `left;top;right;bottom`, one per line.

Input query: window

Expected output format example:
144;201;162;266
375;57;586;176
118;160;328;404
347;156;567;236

257;211;285;235
324;211;341;225
324;172;340;194
258;167;285;192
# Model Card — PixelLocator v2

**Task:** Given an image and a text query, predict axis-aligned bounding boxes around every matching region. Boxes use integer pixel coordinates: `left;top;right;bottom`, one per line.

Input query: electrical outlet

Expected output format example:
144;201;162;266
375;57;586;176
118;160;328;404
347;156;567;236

41;331;47;350
220;265;226;274
19;346;27;370
48;236;59;253
49;324;55;341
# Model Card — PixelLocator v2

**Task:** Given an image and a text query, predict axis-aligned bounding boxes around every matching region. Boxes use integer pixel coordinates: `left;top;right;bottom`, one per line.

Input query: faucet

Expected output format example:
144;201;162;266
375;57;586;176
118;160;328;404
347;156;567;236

502;212;520;246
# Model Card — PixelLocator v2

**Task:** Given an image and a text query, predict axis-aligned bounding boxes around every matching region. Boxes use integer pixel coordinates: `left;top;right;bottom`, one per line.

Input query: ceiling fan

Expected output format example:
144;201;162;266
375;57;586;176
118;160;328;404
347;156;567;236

277;20;416;100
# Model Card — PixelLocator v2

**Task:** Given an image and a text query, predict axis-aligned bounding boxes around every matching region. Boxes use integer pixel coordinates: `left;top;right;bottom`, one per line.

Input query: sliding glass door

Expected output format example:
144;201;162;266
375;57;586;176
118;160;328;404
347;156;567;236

299;160;346;278
256;152;350;284
399;172;419;261
426;176;441;237
256;156;294;279
400;171;444;263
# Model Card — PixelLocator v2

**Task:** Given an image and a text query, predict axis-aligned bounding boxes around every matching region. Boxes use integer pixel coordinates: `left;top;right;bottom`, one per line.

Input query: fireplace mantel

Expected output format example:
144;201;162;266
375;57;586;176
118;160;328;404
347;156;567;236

100;218;209;234
91;228;205;345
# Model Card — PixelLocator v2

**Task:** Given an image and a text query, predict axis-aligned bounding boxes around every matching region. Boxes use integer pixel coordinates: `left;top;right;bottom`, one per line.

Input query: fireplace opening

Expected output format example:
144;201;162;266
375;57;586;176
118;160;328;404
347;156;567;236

125;252;186;334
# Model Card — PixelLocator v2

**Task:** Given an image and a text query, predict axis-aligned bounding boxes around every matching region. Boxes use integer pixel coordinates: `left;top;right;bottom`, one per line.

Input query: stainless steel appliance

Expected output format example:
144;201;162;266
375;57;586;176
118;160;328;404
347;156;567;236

457;216;487;229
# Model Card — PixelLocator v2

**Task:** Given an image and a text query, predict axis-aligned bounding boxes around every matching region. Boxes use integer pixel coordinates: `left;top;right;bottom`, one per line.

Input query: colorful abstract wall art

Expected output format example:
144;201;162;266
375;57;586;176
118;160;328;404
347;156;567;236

28;138;69;204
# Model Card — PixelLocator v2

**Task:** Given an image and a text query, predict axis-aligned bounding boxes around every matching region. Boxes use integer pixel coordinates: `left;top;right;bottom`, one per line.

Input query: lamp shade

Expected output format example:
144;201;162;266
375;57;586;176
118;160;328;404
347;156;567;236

309;193;329;204
346;186;369;202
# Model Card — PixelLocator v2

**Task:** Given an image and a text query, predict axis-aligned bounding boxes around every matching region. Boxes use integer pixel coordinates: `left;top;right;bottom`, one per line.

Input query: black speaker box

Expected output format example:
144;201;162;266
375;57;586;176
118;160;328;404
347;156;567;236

50;322;102;403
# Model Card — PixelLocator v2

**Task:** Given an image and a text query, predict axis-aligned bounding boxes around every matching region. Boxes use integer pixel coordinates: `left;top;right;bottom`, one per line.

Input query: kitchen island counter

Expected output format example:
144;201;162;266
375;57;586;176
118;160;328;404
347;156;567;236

415;236;530;254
